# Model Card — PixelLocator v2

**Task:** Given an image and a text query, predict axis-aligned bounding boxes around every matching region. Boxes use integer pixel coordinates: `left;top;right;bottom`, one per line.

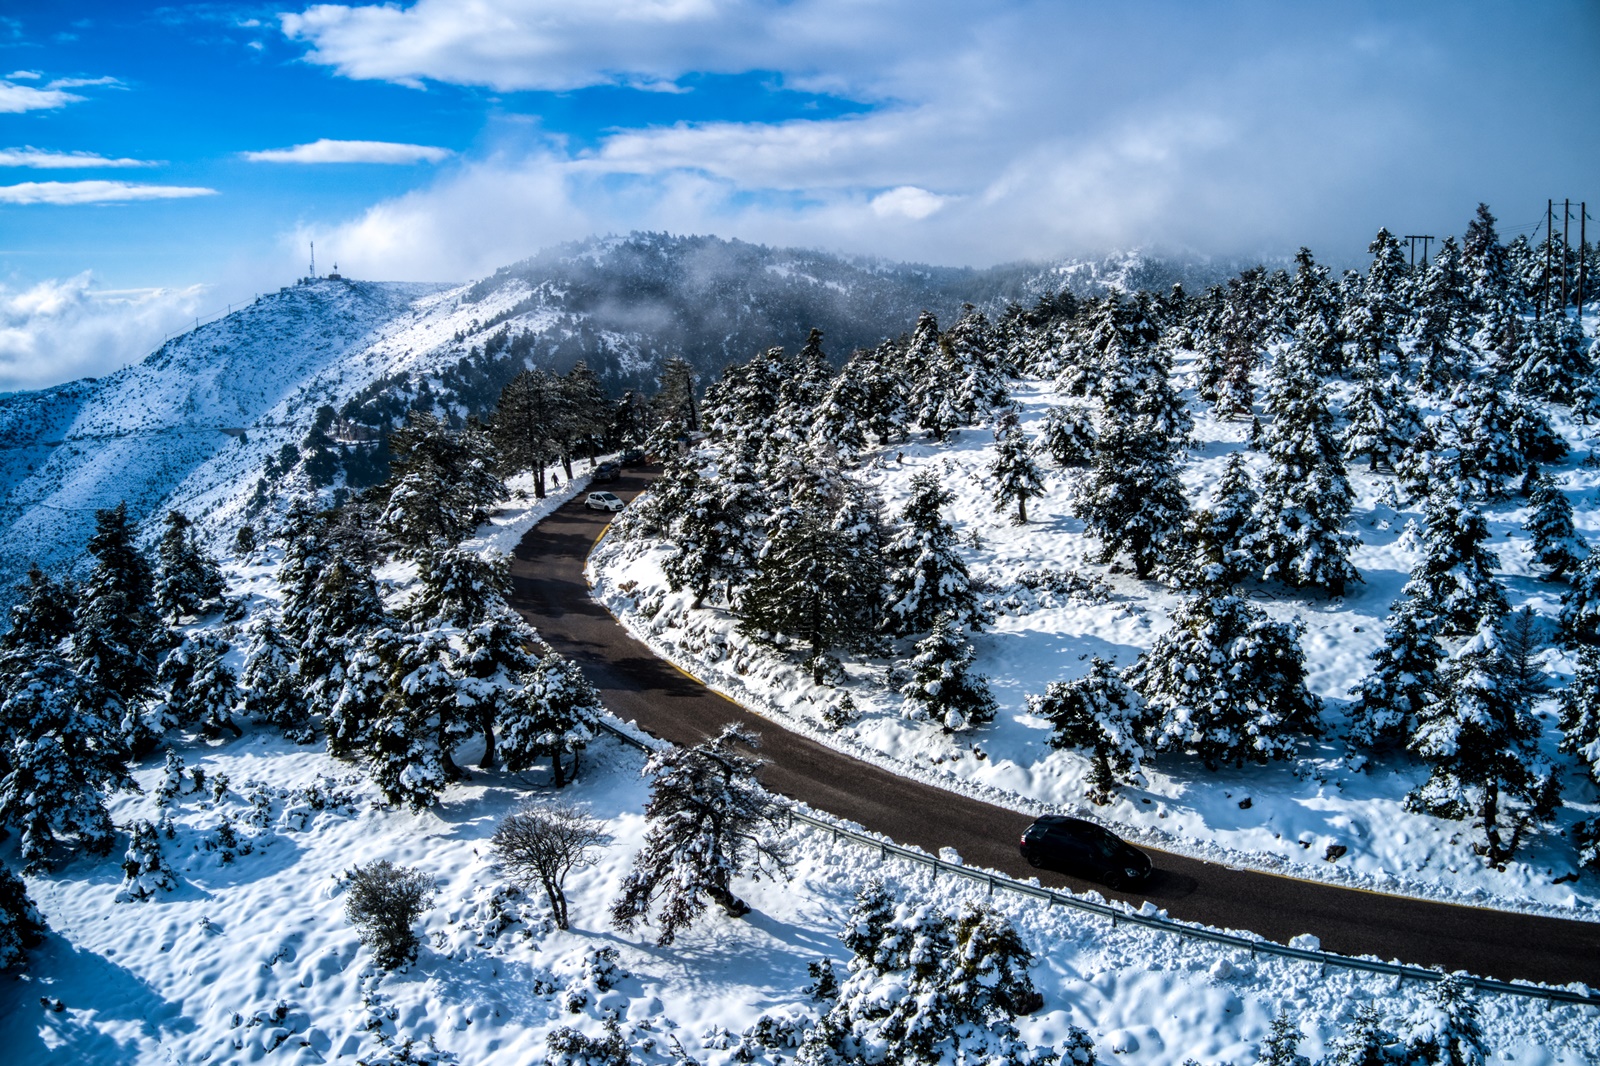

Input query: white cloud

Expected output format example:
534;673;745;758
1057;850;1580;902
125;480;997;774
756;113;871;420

5;70;41;80
44;75;123;91
0;147;157;169
870;186;947;221
0;274;208;392
0;79;84;113
240;139;453;164
0;181;218;205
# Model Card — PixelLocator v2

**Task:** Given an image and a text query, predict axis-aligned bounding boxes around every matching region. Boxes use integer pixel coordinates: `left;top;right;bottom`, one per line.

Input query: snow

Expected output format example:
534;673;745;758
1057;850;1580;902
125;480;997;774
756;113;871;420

588;371;1600;920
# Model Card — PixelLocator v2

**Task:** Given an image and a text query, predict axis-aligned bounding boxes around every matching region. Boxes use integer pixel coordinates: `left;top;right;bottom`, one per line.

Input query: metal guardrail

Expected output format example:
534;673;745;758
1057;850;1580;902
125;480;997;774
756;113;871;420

592;717;1600;1009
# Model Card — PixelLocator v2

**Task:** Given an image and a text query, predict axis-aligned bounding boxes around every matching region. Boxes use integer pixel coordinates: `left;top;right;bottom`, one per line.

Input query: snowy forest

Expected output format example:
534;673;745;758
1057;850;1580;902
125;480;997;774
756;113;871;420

1;203;1597;1064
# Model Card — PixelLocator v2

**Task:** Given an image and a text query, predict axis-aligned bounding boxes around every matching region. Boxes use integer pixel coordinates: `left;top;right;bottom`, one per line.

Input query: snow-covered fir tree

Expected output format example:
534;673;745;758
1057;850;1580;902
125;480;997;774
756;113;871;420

1406;624;1559;867
738;465;886;683
882;471;986;635
1408;236;1472;393
1168;451;1257;590
1037;402;1096;467
1445;382;1526;498
242;617;311;743
1029;657;1146;804
153;510;225;623
1393;974;1487;1066
365;627;472;811
897;613;996;731
70;501;163;739
410;546;510;628
611;726;789;945
1509;310;1592;403
1341;368;1424;473
944;305;1010;422
158;630;241;739
797;883;1053;1066
1074;394;1188;579
988;409;1046;524
662;451;767;609
493;367;571;497
380;411;505;558
498;652;603;787
1348;596;1444;750
1525;475;1587;580
0;565;75;665
1125;592;1321;768
1403;492;1508;637
0;863;46;970
1284;247;1342;376
114;818;177;902
1463;203;1519;350
1346;228;1411;377
301;556;389;757
1558;647;1600;785
0;648;129;869
1245;346;1361;594
1256;1014;1310;1066
902;312;964;442
458;607;545;768
1558;551;1600;648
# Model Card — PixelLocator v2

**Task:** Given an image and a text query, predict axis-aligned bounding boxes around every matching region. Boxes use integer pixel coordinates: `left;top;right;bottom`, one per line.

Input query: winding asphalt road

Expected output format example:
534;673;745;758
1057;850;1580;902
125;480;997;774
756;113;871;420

507;470;1600;989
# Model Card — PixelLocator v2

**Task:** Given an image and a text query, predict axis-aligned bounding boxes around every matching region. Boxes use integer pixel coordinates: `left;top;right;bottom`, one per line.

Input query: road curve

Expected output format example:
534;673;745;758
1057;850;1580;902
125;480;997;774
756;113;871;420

507;470;1600;989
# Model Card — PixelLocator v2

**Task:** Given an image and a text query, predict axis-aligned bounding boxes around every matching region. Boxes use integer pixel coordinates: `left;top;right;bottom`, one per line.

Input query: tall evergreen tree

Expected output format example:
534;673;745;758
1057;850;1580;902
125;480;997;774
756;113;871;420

611;726;789;944
380;411;505;556
1558;648;1600;786
1462;203;1518;350
243;617;311;743
662;453;767;609
498;652;603;787
1074;396;1188;579
898;614;996;731
458;607;544;768
157;630;242;738
1037;403;1096;467
1246;347;1361;594
1168;451;1257;590
739;467;886;683
988;410;1046;524
1030;657;1146;804
0;566;75;662
1408;236;1471;393
1525;475;1587;579
1348;596;1444;749
0;863;46;970
1125;592;1321;768
70;501;162;717
1404;492;1508;637
304;556;389;756
410;546;510;628
364;626;472;811
1509;311;1593;404
0;649;129;869
1407;624;1559;867
883;471;986;635
153;511;225;623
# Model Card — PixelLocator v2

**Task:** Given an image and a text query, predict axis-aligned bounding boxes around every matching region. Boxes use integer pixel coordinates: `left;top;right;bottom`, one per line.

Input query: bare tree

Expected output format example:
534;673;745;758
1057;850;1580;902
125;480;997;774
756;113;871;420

491;804;606;930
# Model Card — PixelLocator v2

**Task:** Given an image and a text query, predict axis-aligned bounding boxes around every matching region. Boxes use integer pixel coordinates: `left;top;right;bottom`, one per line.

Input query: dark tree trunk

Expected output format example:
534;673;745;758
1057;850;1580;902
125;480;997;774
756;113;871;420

477;707;497;769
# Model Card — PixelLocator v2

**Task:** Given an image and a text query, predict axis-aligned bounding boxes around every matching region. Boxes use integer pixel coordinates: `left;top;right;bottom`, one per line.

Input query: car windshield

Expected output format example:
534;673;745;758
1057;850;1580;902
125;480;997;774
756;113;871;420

1084;828;1122;858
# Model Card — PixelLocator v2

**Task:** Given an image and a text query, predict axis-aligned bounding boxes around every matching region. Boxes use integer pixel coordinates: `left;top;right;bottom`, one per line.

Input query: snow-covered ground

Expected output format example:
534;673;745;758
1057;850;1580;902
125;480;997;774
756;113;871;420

588;371;1600;920
9;722;1597;1065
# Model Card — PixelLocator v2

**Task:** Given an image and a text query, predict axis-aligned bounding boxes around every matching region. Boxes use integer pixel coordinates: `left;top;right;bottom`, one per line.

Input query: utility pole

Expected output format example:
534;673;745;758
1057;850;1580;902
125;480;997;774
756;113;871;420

1562;199;1572;310
1404;235;1435;269
1541;200;1554;320
1579;202;1588;320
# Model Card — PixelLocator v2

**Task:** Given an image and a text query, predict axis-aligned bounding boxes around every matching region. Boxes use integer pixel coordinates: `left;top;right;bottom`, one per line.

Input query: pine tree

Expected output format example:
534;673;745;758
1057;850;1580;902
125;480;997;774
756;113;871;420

365;627;473;811
1169;451;1257;590
883;471;986;635
561;360;611;466
739;467;886;683
1075;404;1188;579
1246;348;1361;594
493;367;569;497
1257;1014;1309;1066
114;818;177;902
1038;403;1095;467
611;726;789;945
1407;625;1559;867
0;566;75;661
1404;492;1508;637
153;511;225;623
0;649;129;869
0;863;46;970
944;306;1010;421
1321;1005;1395;1066
1409;236;1471;394
1125;592;1321;768
1558;552;1600;648
380;411;505;557
1348;597;1444;750
458;607;544;768
1341;369;1423;473
243;618;312;743
811;366;873;462
1462;203;1518;350
301;556;388;754
989;410;1046;524
1394;974;1487;1066
498;652;603;787
1029;657;1146;804
410;546;510;628
662;454;767;609
1285;247;1342;376
70;501;162;726
1557;648;1600;785
798;886;1050;1066
1353;228;1411;376
898;614;996;732
1509;312;1593;404
158;630;242;739
1525;475;1587;579
1446;383;1525;498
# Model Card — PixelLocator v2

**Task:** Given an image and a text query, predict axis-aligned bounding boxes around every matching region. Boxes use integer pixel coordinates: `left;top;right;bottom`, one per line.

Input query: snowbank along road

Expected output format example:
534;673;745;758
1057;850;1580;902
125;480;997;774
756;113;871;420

507;469;1600;990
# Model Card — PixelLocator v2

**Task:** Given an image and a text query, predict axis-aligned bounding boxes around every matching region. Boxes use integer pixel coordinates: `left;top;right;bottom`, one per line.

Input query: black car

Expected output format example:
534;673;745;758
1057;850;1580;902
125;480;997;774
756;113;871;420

620;448;646;466
1019;815;1153;889
594;461;620;482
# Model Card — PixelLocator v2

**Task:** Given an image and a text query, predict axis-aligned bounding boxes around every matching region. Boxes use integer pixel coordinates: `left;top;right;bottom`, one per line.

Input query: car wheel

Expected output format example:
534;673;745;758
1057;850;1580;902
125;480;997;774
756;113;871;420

1024;851;1043;869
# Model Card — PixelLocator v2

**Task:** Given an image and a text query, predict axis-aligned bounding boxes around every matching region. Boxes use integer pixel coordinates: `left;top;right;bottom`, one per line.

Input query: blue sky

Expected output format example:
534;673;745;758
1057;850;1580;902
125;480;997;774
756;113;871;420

1;0;1597;390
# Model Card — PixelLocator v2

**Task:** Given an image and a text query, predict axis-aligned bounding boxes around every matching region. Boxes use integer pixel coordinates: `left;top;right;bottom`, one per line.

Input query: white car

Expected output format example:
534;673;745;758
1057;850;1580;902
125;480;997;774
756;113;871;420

585;491;625;512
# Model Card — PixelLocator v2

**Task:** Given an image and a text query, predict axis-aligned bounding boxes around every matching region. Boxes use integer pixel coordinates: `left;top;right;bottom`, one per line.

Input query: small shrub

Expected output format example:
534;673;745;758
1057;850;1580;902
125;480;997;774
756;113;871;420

344;860;436;969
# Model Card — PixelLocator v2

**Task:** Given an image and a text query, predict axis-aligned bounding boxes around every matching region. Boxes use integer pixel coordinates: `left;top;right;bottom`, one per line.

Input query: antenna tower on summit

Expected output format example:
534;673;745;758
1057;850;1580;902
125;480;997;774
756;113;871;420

309;241;316;279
